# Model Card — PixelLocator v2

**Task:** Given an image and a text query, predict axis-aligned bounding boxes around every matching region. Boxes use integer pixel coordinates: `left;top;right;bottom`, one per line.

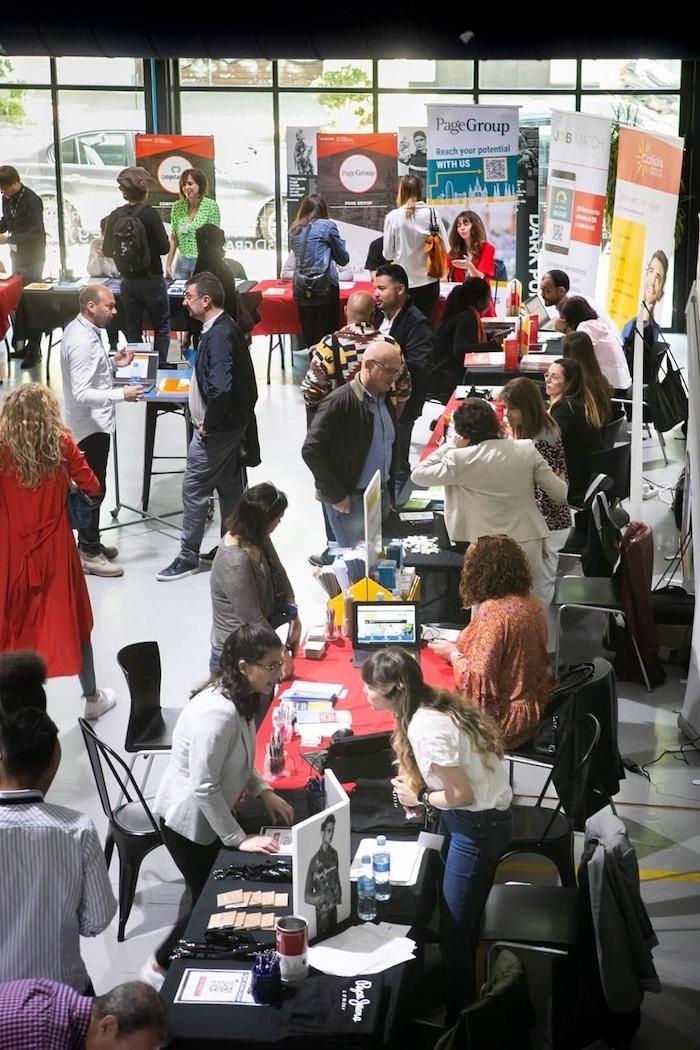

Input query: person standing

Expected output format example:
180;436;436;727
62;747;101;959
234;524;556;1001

103;166;170;365
383;175;445;320
289;193;349;350
60;284;143;577
166;168;220;282
0;165;46;370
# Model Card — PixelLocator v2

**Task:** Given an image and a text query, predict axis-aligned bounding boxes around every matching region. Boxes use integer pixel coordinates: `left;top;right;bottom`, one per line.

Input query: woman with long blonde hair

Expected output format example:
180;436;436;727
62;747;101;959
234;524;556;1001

0;383;115;719
383;174;446;320
361;647;512;1021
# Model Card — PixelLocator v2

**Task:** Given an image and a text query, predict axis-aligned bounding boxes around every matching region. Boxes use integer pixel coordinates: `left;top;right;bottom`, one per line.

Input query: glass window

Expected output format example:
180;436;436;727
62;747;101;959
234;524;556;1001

378;60;473;89
56;58;143;87
581;59;681;90
378;92;475;131
580;93;680;138
0;56;50;84
179;58;272;87
479;60;576;90
279;59;372;89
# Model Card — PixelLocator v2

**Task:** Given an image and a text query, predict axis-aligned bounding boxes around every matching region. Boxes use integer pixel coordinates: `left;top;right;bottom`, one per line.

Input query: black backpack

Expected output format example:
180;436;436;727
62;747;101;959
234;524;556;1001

111;205;151;276
292;224;332;304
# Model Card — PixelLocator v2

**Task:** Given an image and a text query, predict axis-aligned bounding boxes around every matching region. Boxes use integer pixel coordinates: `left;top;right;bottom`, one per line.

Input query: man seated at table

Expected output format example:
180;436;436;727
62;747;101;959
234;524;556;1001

0;164;46;370
373;264;435;497
302;339;401;547
540;268;622;345
0;708;116;991
0;979;166;1050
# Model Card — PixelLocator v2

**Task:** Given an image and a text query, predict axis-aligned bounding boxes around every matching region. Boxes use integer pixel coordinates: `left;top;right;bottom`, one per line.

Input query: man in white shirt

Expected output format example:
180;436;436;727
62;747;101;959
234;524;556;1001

540;268;623;345
60;285;143;577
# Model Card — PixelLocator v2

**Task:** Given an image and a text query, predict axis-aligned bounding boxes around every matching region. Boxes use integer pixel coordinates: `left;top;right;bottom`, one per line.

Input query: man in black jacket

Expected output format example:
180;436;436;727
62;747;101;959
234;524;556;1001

373;264;435;496
0;165;46;369
157;272;258;581
302;339;401;548
103;166;170;364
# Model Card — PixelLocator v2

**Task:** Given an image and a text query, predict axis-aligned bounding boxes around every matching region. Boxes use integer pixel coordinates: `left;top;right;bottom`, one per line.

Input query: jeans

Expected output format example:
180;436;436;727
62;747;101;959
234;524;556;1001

180;428;244;561
120;274;171;364
77;431;110;555
323;485;390;549
439;806;513;1020
174;254;197;280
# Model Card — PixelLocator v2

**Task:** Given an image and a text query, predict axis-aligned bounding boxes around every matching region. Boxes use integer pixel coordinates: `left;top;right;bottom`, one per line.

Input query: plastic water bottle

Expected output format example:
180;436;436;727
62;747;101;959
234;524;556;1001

357;855;377;921
373;835;391;901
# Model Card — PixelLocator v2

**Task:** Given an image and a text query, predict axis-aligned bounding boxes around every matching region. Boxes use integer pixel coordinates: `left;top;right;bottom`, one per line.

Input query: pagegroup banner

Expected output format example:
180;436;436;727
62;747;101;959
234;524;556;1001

539;111;612;299
426;106;519;205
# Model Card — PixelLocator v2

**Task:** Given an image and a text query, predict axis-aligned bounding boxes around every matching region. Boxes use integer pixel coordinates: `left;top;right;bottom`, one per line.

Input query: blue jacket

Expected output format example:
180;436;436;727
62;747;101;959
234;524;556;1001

195;312;258;438
290;219;349;286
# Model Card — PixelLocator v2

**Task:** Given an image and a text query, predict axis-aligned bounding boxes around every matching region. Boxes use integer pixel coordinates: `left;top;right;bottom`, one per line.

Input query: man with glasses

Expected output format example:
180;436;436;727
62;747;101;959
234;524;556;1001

157;271;258;581
302;339;402;547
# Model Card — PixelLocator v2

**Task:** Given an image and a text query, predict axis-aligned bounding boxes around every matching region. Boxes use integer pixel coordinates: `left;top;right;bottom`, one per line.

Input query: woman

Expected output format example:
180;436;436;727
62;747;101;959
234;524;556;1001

191;225;257;344
289;193;349;349
428;536;554;748
562;330;618;418
166;168;221;281
545;357;605;506
361;647;512;1019
209;483;301;676
146;624;295;986
411;398;568;598
429;278;492;402
383;175;445;320
446;210;496;316
0;384;114;719
558;295;631;390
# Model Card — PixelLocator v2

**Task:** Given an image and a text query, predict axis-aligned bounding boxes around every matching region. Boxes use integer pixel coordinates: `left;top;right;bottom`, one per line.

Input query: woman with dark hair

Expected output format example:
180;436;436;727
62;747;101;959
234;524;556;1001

209;483;300;675
428;536;554;747
289;193;349;348
545;358;605;506
361;647;511;1020
166;167;220;281
383;175;447;320
446;210;496;316
191;224;256;344
562;329;616;414
558;295;631;390
411;398;567;594
429;278;492;402
147;623;294;987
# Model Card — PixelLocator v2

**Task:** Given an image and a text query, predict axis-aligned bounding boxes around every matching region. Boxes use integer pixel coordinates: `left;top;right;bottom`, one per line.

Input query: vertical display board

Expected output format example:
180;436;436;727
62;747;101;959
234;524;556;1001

135;135;216;219
292;770;351;942
516;127;540;296
286;126;319;234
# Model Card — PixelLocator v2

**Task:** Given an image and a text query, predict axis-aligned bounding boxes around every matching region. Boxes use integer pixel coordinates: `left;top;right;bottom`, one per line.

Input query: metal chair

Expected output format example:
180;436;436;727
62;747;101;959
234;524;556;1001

599;413;628;450
588;442;631;502
79;718;163;941
117;641;181;793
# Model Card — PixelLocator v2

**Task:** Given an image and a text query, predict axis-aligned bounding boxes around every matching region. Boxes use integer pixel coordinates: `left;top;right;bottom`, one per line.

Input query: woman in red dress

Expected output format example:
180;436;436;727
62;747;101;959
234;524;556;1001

446;210;496;317
0;383;115;719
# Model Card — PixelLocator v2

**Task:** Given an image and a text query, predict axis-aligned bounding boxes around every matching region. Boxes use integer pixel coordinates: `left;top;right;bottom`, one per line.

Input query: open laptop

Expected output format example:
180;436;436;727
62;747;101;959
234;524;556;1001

524;293;555;331
113;349;158;391
351;601;422;667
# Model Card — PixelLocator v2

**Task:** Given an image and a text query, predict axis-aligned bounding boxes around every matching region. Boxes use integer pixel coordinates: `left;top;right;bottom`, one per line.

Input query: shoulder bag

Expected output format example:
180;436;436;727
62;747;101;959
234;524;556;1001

424;207;447;280
292;223;333;303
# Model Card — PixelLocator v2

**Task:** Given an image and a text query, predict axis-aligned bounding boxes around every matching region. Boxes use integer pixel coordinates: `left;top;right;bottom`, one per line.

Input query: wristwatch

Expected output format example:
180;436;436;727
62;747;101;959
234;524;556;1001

418;788;431;807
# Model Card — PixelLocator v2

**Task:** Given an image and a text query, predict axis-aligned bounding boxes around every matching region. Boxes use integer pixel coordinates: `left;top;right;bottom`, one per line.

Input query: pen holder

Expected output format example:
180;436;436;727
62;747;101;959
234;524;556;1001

251;952;281;1004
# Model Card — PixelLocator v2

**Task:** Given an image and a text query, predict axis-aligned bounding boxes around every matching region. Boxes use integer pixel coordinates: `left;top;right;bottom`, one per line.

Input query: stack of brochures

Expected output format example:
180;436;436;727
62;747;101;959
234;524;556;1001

349;840;424;887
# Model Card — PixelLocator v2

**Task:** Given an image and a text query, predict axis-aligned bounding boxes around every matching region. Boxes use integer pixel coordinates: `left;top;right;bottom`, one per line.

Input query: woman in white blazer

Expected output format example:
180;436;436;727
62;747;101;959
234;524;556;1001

411;398;568;599
145;624;294;985
383;175;447;320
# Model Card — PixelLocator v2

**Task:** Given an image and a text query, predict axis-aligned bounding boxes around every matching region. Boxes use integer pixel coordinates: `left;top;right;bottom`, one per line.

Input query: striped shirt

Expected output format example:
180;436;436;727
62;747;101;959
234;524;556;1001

0;793;117;992
0;979;91;1050
301;323;411;409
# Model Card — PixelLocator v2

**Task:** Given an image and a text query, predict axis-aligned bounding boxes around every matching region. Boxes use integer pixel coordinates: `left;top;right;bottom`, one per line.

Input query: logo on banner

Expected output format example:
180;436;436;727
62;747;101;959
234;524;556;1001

341;979;373;1022
636;140;665;180
339;155;377;193
156;155;191;193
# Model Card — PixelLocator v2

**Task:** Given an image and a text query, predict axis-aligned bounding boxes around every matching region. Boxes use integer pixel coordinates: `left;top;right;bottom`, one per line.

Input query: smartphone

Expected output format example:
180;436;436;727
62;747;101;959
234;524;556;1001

544;169;576;255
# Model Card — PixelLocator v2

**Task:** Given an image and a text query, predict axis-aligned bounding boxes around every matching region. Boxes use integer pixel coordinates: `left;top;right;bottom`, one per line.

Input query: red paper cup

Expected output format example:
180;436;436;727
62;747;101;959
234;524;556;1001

276;916;308;982
529;314;539;344
504;336;519;370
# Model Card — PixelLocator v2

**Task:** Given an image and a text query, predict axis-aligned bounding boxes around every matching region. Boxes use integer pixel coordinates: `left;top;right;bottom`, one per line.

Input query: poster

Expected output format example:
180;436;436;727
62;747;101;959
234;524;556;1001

286;126;318;233
363;469;383;576
540;111;612;299
398;126;428;193
426;105;519;206
516;127;540;296
135;135;215;222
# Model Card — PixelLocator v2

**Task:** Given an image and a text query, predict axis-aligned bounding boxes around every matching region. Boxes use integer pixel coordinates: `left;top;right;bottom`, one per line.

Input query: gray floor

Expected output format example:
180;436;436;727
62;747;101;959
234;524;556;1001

1;331;698;1048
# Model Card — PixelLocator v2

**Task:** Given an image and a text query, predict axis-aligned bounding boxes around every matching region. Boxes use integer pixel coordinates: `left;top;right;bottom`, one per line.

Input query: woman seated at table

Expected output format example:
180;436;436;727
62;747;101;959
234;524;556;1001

428;535;554;748
145;624;294;988
445;210;496;316
557;295;631;391
411;398;568;599
428;278;492;403
361;647;512;1021
210;483;301;677
545;357;606;507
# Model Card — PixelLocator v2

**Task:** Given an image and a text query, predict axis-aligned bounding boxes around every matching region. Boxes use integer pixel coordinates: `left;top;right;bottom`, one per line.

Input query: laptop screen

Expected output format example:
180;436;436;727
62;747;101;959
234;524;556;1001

353;602;420;649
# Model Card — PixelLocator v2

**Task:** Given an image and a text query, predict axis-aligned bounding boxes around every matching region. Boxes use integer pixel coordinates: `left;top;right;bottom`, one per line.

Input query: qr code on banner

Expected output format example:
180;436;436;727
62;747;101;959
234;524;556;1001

550;222;565;243
483;156;507;183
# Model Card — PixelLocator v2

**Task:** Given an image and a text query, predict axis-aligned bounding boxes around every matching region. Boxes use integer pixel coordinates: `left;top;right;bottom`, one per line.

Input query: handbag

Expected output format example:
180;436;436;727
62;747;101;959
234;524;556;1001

525;663;596;757
648;355;688;432
292;223;333;304
424;207;447;280
62;464;95;530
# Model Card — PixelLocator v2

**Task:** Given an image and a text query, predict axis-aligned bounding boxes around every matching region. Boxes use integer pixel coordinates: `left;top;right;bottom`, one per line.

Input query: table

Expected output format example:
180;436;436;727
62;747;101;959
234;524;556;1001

462;350;560;386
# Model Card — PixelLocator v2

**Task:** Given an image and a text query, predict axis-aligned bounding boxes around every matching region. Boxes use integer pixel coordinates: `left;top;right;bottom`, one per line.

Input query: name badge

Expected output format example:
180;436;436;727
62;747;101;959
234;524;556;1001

179;222;191;234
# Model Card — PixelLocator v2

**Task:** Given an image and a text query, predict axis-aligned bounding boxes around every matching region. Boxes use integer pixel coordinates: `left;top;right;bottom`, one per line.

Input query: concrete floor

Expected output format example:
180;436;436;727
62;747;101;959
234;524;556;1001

1;330;698;1048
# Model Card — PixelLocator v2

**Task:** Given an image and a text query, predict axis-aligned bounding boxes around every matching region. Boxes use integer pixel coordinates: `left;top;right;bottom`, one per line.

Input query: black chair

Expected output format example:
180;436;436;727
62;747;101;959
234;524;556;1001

599;413;627;450
79;718;163;941
117;641;181;793
589;442;631;502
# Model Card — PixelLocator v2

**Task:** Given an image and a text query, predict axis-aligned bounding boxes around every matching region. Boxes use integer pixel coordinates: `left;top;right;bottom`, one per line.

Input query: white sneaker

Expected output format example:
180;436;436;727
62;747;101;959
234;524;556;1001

83;688;117;721
139;955;165;991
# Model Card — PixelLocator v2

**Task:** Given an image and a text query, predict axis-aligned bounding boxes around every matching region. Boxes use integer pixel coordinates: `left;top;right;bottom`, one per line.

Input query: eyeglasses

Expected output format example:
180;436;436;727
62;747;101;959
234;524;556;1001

253;660;284;673
370;361;402;377
544;372;563;382
182;291;202;302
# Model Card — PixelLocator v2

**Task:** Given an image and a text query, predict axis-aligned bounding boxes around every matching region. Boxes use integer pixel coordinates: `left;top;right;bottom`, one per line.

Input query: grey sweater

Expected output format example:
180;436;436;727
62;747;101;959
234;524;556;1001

209;539;292;655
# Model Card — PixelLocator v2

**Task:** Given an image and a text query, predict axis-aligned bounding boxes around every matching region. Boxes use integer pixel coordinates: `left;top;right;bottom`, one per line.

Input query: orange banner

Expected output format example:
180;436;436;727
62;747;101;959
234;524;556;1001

616;127;683;195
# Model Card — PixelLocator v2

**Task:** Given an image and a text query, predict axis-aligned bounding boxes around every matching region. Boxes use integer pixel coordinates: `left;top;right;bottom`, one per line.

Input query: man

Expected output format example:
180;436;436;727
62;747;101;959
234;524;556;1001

0;979;166;1050
0;708;116;991
0;164;46;369
540;267;623;344
302;339;401;547
61;284;143;577
373;264;434;495
301;289;410;411
103;166;170;365
304;813;341;938
401;130;428;186
157;271;259;581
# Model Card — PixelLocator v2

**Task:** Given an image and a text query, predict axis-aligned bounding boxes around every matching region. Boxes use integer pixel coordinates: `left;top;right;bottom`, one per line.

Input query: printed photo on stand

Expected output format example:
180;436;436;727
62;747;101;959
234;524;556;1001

292;769;350;941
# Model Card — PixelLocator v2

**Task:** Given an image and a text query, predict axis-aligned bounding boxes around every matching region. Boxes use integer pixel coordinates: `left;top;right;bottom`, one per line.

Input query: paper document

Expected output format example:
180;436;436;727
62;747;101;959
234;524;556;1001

280;681;343;701
308;921;417;977
174;968;260;1005
350;840;424;886
262;286;287;297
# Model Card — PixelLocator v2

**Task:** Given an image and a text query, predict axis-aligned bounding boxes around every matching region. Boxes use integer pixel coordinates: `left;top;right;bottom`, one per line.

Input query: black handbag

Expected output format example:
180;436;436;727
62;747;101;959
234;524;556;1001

525;663;596;757
649;356;688;432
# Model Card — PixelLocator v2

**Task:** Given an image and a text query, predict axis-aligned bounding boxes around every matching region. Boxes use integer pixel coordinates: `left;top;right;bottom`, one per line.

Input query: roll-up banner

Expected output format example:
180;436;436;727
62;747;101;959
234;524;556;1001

539;111;611;298
286;127;318;233
135;135;215;222
516;127;540;295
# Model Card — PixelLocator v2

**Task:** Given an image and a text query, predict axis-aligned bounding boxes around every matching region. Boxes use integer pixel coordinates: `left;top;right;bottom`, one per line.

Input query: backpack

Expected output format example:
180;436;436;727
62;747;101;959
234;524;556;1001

292;224;332;304
111;205;151;276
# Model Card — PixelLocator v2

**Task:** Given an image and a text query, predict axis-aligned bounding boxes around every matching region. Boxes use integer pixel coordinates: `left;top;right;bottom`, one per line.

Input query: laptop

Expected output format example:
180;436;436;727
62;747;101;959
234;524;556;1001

351;601;422;667
113;349;159;391
524;293;555;332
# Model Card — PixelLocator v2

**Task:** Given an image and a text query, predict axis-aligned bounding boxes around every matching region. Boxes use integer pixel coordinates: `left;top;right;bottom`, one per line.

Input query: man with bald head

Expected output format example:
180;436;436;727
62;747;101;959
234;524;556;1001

302;338;402;546
60;284;143;578
301;290;411;412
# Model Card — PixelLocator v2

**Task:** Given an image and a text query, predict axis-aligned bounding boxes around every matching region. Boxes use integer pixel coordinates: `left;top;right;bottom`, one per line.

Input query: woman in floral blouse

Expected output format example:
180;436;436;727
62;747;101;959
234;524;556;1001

428;535;553;748
166;168;220;281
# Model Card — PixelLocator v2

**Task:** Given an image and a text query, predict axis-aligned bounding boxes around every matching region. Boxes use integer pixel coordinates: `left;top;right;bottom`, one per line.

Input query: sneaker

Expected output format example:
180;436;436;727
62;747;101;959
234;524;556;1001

156;555;199;582
139;955;165;991
199;546;219;564
100;543;119;560
83;688;117;721
21;353;41;370
81;551;124;578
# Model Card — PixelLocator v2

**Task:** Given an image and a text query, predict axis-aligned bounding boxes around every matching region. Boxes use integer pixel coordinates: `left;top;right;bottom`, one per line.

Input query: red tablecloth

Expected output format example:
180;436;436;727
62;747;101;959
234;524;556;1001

255;637;455;789
0;276;23;340
251;279;376;338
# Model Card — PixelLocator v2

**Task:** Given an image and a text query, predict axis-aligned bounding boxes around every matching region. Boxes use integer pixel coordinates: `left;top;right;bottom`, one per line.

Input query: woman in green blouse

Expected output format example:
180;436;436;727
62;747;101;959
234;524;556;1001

166;168;220;280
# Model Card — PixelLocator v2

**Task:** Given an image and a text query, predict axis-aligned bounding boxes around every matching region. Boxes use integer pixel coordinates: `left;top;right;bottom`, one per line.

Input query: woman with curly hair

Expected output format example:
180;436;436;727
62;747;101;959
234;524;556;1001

361;647;511;1020
428;535;554;748
446;210;496;316
147;623;295;986
0;383;114;719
